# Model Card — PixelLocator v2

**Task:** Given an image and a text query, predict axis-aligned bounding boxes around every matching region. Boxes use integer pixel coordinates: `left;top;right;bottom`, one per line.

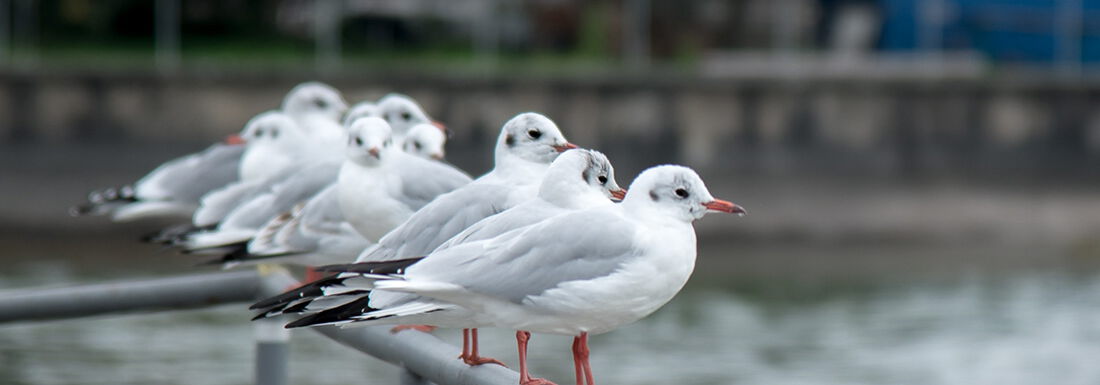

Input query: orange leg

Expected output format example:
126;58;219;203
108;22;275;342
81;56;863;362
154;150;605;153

460;328;506;366
516;330;556;385
571;333;593;385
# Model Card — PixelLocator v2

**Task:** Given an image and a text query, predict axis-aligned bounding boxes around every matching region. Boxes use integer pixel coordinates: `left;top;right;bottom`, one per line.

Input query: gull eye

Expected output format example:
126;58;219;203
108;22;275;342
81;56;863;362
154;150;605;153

255;129;264;138
413;141;422;150
597;175;608;184
527;130;541;139
313;98;328;109
401;112;412;121
354;137;363;146
675;188;689;198
270;129;279;139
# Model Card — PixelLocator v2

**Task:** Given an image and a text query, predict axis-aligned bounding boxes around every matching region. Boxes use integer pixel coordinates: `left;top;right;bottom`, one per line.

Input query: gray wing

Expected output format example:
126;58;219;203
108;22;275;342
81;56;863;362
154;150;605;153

408;210;638;303
393;156;473;210
193;178;269;227
134;143;244;203
356;182;512;262
219;160;340;230
251;185;343;255
434;200;560;251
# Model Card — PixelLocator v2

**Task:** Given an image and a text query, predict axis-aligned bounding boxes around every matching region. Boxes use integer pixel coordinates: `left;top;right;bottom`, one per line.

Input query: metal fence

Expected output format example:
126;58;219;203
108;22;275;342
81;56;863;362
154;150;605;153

0;268;518;385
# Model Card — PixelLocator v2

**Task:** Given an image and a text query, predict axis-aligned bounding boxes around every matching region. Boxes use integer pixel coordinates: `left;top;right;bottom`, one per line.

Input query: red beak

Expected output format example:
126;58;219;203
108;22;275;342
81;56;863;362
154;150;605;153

610;189;627;201
368;148;380;158
703;199;746;216
552;142;579;152
225;134;245;145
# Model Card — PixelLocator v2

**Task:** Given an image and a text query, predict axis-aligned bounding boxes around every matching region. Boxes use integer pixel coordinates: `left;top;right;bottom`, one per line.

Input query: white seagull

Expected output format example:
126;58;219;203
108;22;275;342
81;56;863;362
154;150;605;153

284;165;745;385
262;148;626;366
352;112;576;265
216;119;471;268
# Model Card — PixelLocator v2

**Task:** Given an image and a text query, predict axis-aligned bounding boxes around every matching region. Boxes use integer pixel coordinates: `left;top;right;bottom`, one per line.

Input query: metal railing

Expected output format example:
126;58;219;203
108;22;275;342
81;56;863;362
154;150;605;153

0;269;518;385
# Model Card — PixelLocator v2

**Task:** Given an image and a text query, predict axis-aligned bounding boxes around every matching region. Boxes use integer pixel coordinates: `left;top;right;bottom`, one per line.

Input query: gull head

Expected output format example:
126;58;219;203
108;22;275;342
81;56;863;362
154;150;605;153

240;111;306;151
377;93;438;137
403;123;447;161
282;81;348;123
345;117;394;166
497;112;576;165
539;149;625;209
342;101;381;128
624;165;746;222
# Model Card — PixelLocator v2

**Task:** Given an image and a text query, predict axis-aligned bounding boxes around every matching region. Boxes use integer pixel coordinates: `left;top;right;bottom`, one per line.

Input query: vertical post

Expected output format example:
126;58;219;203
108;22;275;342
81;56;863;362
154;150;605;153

12;0;34;66
254;317;289;385
918;0;944;74
472;0;499;70
0;0;9;66
623;0;650;70
155;0;181;72
1056;0;1082;76
314;0;341;73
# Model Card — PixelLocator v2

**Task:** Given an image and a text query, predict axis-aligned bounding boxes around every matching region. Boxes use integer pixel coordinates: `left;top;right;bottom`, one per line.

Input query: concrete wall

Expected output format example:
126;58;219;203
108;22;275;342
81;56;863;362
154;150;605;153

4;69;1100;178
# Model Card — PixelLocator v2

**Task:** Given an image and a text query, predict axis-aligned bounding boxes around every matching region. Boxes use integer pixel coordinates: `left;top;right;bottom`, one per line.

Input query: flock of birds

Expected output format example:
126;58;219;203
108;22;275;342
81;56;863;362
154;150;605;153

74;81;746;385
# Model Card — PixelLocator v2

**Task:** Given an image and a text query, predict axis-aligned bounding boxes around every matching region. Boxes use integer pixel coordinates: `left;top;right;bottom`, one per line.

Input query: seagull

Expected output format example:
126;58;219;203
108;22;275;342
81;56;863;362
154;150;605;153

248;112;580;346
185;118;462;256
174;95;441;252
352;112;576;264
262;148;626;366
71;81;342;223
281;165;745;385
376;93;445;141
280;81;348;152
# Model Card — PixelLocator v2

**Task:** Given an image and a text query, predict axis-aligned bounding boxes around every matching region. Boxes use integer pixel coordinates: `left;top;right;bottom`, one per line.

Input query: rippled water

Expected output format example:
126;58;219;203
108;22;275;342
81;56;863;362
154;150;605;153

2;238;1100;385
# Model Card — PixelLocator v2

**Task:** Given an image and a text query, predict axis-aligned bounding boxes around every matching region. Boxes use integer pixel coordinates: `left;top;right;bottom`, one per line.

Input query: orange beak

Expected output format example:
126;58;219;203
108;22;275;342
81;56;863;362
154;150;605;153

610;189;627;201
552;142;579;152
225;134;245;145
703;199;746;216
368;148;380;158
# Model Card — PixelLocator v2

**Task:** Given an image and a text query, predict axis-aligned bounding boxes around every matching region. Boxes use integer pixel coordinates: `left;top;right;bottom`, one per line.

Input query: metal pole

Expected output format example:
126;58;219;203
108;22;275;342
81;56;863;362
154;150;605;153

257;274;520;385
400;368;431;385
0;270;263;324
255;317;289;385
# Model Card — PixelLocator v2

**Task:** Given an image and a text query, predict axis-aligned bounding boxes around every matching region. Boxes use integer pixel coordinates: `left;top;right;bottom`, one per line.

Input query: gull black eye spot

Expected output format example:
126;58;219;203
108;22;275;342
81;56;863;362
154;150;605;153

598;175;608;184
413;141;422;150
255;129;264;138
354;137;363;146
401;112;412;121
271;129;279;139
675;188;689;198
528;130;542;139
313;98;328;109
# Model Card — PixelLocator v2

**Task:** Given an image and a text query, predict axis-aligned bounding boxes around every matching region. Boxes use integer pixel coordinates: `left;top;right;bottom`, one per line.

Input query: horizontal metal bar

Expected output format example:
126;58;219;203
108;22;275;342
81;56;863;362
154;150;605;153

257;273;520;385
0;269;519;385
0;270;262;324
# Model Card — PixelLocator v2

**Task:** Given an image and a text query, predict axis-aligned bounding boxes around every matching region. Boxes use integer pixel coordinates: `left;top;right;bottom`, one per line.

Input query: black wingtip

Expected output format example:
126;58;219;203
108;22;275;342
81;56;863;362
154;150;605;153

249;276;346;310
284;296;379;328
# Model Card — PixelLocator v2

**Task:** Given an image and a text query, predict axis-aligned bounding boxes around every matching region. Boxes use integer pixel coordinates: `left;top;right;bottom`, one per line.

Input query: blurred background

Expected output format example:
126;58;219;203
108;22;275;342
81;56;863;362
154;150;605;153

2;1;1100;384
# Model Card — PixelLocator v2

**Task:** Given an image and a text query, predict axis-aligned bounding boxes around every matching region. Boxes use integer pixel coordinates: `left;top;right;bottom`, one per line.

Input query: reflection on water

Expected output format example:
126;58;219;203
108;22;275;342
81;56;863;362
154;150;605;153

2;240;1100;385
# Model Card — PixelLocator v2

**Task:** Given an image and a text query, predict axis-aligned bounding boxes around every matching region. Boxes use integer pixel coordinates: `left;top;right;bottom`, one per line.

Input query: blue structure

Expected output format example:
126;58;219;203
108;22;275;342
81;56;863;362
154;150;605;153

879;0;1100;64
